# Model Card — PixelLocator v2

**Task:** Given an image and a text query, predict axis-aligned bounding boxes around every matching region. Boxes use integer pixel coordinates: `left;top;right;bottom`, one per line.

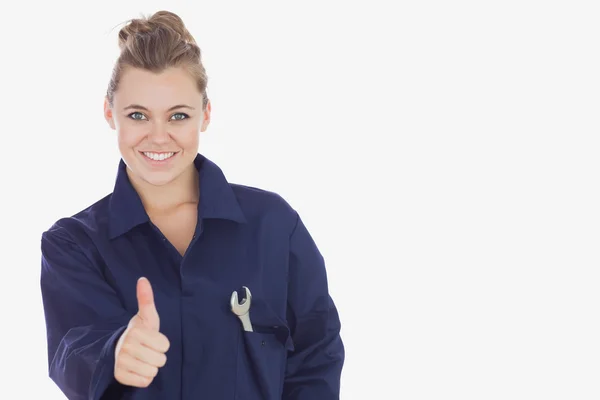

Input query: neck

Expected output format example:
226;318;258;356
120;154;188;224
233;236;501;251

128;164;200;214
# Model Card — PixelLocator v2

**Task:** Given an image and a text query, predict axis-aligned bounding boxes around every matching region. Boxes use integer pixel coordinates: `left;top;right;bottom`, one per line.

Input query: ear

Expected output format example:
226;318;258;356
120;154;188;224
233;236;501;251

200;99;211;132
104;97;116;130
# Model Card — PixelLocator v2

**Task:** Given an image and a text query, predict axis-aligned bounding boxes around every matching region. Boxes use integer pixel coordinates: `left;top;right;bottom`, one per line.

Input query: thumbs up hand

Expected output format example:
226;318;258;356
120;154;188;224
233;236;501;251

135;276;161;331
114;277;170;388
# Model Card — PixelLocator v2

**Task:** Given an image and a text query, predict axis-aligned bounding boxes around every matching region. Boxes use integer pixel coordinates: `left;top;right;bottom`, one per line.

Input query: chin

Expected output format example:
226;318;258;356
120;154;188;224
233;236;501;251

140;171;177;187
124;160;176;187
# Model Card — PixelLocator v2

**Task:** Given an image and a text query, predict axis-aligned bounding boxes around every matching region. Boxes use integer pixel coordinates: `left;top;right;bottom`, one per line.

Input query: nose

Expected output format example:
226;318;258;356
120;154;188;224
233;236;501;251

148;125;171;144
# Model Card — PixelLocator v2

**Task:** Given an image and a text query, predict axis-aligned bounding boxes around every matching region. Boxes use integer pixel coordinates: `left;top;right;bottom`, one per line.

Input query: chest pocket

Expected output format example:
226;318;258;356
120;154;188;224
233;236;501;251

234;300;294;400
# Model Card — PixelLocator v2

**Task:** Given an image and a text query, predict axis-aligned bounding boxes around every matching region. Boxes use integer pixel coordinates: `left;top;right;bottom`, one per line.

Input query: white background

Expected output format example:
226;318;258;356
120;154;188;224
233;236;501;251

1;1;599;399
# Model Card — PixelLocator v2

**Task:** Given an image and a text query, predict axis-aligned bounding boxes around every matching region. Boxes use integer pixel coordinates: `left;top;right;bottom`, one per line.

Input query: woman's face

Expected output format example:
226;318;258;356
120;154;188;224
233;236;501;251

104;66;210;187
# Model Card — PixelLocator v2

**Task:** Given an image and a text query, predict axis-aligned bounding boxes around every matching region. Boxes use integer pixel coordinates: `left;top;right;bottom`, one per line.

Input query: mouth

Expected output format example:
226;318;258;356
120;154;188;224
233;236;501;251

139;151;179;164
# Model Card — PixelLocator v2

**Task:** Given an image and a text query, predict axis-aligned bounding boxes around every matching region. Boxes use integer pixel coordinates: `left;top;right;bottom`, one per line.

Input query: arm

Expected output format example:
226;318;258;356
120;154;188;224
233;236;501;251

40;226;131;400
283;213;345;399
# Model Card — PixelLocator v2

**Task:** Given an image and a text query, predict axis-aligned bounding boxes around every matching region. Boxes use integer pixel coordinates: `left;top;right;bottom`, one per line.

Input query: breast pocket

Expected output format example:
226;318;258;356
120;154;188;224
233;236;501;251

234;307;294;400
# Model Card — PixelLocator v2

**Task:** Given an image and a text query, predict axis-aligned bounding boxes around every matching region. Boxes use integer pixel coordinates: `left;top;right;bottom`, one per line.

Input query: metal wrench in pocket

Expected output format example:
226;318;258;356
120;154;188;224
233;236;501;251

230;286;253;332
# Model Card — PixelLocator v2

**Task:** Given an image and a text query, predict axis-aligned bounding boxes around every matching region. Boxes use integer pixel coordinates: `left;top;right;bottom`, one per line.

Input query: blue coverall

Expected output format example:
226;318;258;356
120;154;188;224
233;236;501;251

40;153;345;399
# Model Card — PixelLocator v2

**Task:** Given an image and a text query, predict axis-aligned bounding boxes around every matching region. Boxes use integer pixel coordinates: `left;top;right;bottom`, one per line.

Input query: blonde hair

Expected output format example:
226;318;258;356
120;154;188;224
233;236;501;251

106;10;209;110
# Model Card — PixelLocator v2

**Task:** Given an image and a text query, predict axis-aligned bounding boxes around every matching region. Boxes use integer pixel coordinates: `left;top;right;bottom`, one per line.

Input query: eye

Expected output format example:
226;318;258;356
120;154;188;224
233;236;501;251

128;112;147;121
171;113;189;121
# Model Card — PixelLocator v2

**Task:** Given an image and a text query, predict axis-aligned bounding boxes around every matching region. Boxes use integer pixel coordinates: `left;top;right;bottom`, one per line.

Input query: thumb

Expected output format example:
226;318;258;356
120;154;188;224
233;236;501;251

136;277;160;331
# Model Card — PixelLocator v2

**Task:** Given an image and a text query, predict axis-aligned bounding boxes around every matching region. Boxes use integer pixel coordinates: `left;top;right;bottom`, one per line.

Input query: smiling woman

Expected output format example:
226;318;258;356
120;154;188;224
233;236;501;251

105;56;209;189
39;9;344;400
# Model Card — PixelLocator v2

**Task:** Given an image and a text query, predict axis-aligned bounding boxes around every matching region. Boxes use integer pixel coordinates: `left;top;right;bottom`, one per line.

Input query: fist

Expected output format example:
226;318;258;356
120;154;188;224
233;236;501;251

114;277;170;388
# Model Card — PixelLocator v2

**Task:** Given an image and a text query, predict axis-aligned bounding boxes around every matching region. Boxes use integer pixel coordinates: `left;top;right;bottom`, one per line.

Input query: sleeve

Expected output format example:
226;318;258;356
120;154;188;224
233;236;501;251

40;228;132;400
282;213;345;399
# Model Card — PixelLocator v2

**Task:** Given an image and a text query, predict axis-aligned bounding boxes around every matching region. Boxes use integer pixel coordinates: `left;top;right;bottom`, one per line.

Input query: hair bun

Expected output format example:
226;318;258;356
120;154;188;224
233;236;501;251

107;10;208;111
118;10;196;50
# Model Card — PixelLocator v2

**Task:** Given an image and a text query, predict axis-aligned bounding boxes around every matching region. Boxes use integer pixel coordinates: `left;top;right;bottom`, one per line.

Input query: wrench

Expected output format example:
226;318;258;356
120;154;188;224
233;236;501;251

230;286;253;332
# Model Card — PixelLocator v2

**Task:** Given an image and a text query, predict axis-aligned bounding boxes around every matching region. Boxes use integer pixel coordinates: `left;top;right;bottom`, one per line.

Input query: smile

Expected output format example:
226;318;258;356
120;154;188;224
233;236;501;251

141;151;178;162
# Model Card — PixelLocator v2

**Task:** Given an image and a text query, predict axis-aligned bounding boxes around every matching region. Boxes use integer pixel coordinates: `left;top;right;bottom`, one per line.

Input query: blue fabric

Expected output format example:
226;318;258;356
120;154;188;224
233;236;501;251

40;153;344;399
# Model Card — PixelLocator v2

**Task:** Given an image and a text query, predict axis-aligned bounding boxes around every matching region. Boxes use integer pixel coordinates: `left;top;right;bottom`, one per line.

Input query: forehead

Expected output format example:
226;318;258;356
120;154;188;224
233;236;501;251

114;66;200;106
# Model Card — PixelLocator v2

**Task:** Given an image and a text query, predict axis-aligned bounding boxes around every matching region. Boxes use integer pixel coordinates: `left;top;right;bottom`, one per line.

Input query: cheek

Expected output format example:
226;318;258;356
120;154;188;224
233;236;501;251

174;126;200;146
117;126;146;147
183;130;200;145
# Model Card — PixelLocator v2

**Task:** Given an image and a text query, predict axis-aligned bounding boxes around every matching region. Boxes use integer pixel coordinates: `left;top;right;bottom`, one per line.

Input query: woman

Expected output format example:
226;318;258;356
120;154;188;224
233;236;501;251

40;10;344;400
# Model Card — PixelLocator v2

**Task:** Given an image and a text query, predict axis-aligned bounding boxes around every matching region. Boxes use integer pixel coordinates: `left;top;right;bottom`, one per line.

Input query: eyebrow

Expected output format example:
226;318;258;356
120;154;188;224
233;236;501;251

123;104;195;112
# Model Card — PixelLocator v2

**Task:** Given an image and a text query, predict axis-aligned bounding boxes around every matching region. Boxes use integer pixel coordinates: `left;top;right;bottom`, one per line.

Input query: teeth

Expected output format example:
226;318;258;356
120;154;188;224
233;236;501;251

143;152;175;161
